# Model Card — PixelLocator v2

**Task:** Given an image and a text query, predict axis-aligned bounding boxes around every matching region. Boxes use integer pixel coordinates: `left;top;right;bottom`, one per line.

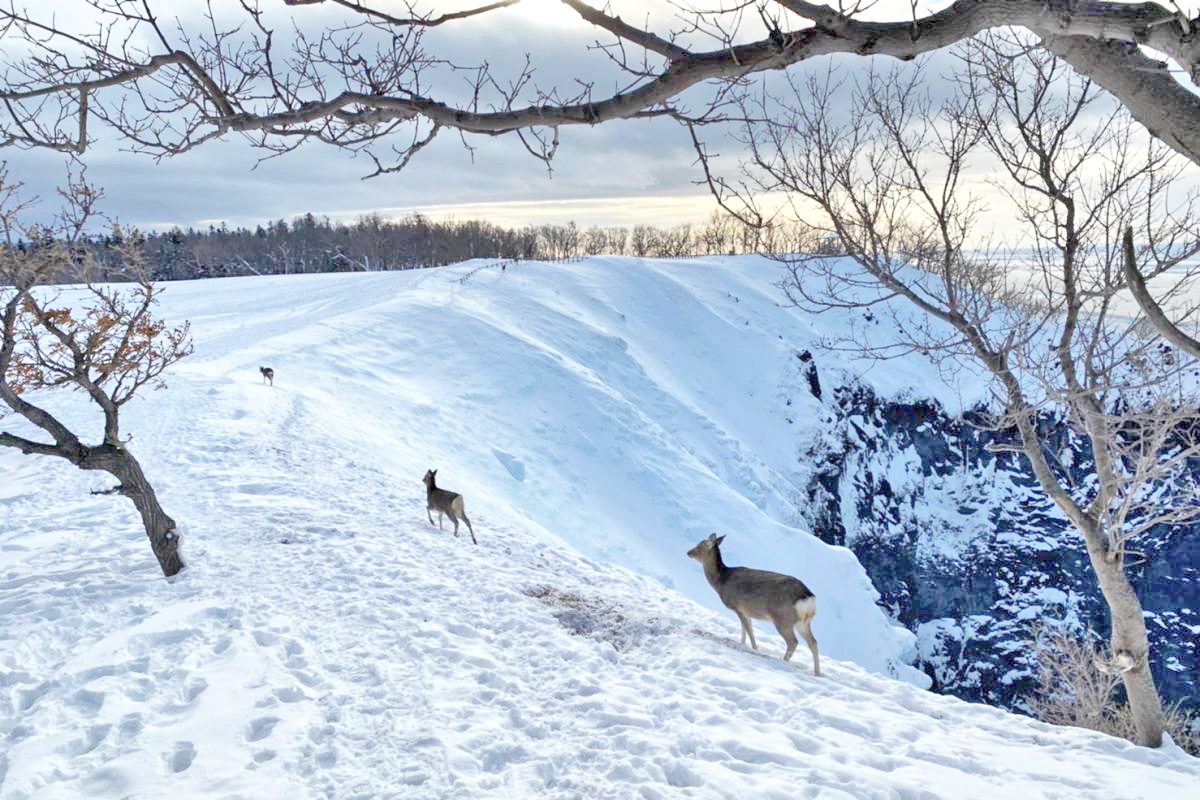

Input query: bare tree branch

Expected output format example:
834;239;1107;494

1122;225;1200;361
5;1;1200;173
289;0;523;28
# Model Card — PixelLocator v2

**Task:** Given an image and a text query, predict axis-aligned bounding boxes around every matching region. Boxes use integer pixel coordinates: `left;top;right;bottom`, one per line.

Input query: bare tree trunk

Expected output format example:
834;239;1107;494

1083;528;1165;747
1012;410;1166;746
83;444;184;577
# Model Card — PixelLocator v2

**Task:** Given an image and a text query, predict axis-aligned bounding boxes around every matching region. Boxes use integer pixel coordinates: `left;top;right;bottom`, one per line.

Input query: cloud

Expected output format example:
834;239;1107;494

7;0;727;231
349;192;721;230
6;1;1194;240
8;110;714;232
0;1;960;232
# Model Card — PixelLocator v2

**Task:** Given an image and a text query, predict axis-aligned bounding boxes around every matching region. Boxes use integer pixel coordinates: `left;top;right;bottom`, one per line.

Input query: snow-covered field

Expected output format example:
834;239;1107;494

2;256;1197;798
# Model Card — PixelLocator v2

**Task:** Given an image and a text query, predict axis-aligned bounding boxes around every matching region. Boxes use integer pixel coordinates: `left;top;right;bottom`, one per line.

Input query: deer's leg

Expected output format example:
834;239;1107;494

773;615;798;662
447;511;460;537
798;618;821;677
735;612;758;651
426;507;435;526
451;497;476;544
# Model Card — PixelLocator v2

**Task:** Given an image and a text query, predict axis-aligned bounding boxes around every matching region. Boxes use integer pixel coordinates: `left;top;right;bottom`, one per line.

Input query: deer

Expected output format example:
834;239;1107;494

259;366;274;386
687;533;821;676
423;469;477;545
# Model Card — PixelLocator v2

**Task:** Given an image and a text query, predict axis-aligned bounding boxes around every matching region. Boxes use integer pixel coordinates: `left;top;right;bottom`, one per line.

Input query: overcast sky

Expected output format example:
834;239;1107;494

5;1;1197;235
5;0;724;232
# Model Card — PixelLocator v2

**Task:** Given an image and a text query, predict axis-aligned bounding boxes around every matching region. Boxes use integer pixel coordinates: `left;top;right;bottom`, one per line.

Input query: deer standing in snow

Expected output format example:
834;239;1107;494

423;469;477;545
688;533;821;675
259;366;274;386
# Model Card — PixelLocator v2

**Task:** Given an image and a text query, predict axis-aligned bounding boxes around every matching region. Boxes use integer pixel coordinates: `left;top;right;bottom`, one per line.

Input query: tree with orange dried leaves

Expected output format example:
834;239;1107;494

0;167;192;577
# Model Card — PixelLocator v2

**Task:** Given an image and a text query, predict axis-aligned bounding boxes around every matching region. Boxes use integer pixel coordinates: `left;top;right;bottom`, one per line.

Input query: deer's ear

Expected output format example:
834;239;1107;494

711;533;725;546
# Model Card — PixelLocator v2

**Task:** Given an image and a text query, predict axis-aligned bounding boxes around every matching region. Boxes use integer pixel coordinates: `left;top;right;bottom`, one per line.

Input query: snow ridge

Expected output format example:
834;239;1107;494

2;257;1197;798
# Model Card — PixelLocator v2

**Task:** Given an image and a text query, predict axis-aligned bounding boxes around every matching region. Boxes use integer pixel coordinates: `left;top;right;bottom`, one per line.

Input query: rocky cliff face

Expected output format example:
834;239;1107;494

794;352;1200;713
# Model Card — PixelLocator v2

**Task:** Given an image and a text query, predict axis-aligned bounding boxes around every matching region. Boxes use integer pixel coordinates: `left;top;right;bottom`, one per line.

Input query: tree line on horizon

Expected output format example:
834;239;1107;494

44;210;827;282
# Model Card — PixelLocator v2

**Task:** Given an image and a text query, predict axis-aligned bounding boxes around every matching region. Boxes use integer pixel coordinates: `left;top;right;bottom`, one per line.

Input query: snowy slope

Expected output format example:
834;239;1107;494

2;256;1197;799
156;256;931;683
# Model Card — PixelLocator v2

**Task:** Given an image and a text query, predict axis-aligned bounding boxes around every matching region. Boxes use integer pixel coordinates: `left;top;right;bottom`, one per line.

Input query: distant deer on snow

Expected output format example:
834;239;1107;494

423;469;477;545
688;533;821;676
259;366;274;386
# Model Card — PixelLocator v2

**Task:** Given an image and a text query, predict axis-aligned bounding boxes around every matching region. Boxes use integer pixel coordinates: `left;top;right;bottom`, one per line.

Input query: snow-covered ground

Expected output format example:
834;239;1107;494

2;256;1197;798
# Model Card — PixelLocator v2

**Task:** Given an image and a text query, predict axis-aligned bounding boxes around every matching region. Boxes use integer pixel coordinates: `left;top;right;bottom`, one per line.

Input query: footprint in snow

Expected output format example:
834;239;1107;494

116;713;144;744
166;741;196;773
245;716;281;743
273;686;306;703
156;676;208;715
252;629;278;646
57;724;111;757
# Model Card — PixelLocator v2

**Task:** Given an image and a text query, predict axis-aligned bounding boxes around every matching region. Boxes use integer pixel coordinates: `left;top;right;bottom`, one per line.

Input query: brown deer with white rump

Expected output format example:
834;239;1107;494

688;533;820;675
423;469;477;545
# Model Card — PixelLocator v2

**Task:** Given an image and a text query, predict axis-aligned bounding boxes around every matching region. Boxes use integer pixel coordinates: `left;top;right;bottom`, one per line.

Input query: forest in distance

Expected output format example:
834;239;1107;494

34;211;801;282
